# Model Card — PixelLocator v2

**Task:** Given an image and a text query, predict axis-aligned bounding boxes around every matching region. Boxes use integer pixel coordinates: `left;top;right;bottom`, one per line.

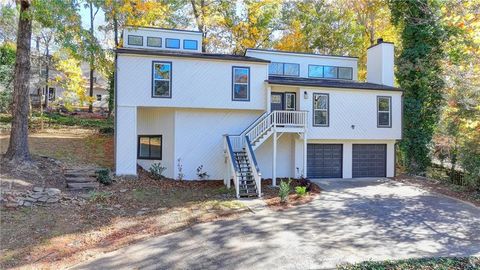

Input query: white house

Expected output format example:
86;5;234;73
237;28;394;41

115;26;402;198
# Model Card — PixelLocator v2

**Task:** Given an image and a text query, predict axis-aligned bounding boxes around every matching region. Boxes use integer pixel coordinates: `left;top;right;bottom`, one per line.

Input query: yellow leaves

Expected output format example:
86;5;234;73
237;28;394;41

52;50;88;106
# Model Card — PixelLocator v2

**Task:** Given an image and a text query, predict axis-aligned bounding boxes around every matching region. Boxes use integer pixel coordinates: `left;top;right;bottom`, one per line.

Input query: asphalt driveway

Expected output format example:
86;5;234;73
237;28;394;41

73;178;480;270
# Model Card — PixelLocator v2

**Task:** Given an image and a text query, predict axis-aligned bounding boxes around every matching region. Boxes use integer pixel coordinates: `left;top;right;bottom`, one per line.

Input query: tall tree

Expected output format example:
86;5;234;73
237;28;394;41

390;0;446;174
86;0;100;113
5;0;33;162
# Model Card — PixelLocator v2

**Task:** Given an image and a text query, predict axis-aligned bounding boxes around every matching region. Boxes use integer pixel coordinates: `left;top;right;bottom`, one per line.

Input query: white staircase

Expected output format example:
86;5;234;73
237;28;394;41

224;110;307;198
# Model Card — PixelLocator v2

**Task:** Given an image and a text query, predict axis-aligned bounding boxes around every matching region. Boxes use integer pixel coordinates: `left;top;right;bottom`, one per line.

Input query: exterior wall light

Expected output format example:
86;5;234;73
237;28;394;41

304;91;308;99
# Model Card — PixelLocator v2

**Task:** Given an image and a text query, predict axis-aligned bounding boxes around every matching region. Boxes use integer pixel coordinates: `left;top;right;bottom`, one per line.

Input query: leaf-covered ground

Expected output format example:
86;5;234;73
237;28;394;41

338;257;480;270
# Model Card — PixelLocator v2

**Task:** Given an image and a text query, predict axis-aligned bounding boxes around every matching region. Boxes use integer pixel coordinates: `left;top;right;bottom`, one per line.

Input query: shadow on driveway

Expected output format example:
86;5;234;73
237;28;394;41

72;178;480;270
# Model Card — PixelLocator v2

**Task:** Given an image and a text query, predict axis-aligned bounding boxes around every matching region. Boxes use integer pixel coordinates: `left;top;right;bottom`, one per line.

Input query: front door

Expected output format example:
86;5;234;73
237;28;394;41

271;92;284;111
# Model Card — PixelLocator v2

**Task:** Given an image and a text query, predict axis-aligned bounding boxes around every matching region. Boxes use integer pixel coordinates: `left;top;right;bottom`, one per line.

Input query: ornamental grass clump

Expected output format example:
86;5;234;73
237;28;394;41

295;186;307;197
279;179;292;203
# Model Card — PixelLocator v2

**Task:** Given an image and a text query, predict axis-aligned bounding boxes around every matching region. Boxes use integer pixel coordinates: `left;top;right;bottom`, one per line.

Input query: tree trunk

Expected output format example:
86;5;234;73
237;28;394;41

5;0;32;162
44;46;49;109
88;1;94;113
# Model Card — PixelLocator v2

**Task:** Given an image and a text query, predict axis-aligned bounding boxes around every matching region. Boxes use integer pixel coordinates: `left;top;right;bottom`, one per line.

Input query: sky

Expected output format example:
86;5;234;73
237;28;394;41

78;4;111;47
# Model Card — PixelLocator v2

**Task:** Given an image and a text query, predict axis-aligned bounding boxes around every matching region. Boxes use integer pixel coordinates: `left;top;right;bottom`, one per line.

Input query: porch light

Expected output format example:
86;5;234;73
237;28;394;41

351;125;355;129
304;91;308;99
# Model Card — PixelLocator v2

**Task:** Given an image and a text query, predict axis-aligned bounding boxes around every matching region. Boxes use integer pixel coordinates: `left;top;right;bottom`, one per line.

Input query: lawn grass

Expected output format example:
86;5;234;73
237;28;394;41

338;257;479;270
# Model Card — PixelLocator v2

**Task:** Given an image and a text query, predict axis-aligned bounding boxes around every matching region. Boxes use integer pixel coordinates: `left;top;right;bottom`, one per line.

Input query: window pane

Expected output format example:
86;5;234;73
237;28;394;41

338;67;352;80
379;112;390;126
147;37;162;47
166;38;180;48
324;66;338;78
154;80;170;97
269;62;283;75
139;137;150;157
314;111;328;125
234;84;248;99
271;94;282;103
128;35;143;46
183;40;198;50
284;63;299;76
154;63;171;80
314;95;327;110
286;94;295;110
309;65;324;78
150;137;161;158
234;68;249;83
378;98;390;111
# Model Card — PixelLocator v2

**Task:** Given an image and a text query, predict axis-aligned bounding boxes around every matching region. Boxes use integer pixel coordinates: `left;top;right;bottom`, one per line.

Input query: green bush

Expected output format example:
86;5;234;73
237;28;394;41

295;186;307;197
95;168;112;185
149;162;166;179
0;90;12;113
279;179;291;203
99;126;114;134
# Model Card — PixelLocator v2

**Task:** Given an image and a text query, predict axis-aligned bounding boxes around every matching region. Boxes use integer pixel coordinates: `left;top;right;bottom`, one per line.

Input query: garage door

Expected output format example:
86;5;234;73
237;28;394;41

352;144;386;177
307;144;343;178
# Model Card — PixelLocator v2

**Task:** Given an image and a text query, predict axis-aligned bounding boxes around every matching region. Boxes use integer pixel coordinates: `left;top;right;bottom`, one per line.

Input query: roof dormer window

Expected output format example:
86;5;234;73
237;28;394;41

147;37;162;48
183;40;198;50
308;65;353;80
165;38;180;49
268;62;299;77
128;35;143;46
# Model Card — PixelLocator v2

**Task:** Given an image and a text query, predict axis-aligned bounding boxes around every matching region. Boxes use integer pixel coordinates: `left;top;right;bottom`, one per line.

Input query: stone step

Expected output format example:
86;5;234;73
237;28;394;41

65;177;95;183
67;182;99;190
65;172;97;178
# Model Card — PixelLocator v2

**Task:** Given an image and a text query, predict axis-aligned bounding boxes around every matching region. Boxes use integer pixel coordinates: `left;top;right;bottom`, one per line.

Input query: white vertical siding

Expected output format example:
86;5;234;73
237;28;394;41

255;134;295;179
116;106;137;175
136;108;176;177
174;108;262;180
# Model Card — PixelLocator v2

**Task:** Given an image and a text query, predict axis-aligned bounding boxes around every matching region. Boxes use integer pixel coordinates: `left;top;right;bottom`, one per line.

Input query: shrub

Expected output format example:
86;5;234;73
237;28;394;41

279;179;291;203
196;165;209;180
177;158;184;180
0;90;12;113
295;186;307;197
298;177;312;191
99;126;114;134
95;168;112;185
149;162;166;179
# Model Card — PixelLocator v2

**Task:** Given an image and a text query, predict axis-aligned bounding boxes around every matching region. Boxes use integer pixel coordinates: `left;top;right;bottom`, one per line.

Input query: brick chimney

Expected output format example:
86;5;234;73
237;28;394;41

367;38;394;86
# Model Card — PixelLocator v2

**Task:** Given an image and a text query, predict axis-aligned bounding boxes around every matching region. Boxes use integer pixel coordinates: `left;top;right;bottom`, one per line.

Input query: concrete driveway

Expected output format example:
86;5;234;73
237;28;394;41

73;178;480;270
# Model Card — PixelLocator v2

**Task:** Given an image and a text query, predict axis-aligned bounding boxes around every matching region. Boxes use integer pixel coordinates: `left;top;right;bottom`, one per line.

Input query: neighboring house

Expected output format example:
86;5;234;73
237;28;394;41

29;53;109;109
115;26;402;198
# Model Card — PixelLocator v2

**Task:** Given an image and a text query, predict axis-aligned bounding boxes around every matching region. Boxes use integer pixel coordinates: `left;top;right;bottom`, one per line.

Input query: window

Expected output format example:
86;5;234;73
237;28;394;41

308;65;353;80
308;65;324;78
285;93;296;111
313;93;329;126
165;38;180;49
96;94;102;101
138;135;162;159
377;96;391;128
183;39;198;50
324;66;337;78
232;66;250;101
128;35;143;46
48;87;55;101
284;63;300;76
268;62;299;77
338;67;353;80
268;62;284;75
147;37;162;47
152;61;172;98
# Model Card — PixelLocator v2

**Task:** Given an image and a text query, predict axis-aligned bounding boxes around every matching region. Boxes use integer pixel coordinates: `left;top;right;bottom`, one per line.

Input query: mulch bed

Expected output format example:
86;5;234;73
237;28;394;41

261;178;322;211
394;174;480;207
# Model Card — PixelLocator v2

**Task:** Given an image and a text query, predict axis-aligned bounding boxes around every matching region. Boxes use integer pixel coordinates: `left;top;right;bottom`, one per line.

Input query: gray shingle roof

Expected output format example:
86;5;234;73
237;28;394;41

116;48;270;63
266;76;402;91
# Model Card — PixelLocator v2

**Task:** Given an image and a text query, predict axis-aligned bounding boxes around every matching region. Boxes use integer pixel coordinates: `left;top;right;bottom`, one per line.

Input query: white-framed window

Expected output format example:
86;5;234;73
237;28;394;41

313;93;329;126
377;96;391;128
285;93;296;111
152;61;172;98
232;66;250;101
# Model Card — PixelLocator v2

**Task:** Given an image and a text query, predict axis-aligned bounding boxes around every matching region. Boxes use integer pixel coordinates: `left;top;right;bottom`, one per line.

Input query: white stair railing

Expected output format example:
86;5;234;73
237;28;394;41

224;110;307;197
